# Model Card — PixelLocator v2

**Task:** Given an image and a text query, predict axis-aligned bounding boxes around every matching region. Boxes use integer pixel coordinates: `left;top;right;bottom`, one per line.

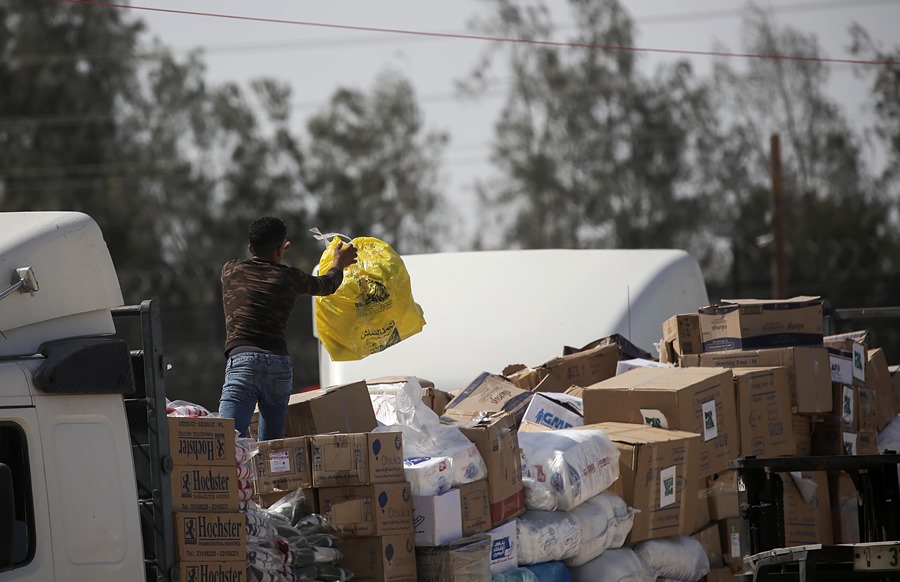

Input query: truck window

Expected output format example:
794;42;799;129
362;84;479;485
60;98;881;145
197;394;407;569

0;423;35;569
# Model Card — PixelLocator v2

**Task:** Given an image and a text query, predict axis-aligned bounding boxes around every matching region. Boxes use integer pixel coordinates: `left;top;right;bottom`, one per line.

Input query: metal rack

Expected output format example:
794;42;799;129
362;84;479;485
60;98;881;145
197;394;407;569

113;300;176;582
730;454;900;581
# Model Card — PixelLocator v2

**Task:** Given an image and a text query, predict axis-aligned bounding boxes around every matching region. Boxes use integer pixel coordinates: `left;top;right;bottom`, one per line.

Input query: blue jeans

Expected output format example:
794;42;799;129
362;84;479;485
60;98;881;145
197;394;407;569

219;352;293;440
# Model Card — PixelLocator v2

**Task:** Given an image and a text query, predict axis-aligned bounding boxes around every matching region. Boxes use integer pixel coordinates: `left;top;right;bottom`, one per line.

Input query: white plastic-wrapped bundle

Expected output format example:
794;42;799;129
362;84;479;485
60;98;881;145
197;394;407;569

374;378;487;489
403;456;453;496
568;547;655;582
518;428;620;511
516;510;582;564
565;493;636;567
633;535;710;581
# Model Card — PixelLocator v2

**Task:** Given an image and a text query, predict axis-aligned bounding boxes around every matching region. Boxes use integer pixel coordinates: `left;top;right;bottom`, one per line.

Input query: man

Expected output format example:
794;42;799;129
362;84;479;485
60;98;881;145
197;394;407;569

219;216;357;439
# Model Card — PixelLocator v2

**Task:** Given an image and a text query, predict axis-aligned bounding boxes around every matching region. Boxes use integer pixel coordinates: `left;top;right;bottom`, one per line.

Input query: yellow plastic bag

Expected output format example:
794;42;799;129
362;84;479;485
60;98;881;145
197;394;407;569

315;236;426;361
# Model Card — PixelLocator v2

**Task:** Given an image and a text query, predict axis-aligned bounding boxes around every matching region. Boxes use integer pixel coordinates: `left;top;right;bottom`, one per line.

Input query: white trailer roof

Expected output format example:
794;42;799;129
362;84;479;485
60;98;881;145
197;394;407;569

314;248;709;393
0;212;122;356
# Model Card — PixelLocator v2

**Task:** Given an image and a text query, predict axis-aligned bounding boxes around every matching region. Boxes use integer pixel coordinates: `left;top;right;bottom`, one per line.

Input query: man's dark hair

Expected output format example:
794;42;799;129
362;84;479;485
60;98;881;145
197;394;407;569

248;216;287;256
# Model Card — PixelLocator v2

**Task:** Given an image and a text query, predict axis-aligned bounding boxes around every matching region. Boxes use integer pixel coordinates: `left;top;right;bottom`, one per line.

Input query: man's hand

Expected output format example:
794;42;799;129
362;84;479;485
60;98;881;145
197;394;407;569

333;241;358;269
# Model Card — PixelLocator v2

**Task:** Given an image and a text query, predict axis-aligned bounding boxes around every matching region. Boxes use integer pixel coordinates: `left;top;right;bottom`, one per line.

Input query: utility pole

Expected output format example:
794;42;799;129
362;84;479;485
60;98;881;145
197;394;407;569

770;134;788;299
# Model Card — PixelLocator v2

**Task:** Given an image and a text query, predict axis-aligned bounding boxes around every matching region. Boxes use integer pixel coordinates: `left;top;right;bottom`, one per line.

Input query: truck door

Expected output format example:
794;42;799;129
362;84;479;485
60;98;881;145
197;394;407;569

0;409;55;581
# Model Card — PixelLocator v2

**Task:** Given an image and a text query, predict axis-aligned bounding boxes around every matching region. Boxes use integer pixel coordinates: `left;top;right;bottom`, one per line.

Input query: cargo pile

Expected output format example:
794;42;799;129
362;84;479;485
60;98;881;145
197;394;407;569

171;295;900;582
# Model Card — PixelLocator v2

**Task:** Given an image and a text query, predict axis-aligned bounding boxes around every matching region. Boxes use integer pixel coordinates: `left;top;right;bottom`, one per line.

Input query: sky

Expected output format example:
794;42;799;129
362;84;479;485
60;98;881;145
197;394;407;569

130;0;900;246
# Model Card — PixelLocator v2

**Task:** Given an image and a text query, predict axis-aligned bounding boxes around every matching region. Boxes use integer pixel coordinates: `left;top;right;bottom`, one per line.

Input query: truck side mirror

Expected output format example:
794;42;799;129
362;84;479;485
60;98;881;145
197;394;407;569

0;463;14;572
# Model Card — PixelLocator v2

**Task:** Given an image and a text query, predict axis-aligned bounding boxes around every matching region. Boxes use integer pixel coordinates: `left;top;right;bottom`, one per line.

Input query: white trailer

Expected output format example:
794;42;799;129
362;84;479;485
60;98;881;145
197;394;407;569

314;248;710;392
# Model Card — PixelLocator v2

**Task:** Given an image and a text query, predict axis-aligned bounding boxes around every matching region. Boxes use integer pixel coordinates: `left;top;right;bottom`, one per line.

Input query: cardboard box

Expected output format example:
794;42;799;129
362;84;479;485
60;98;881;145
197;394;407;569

826;336;867;380
591;422;701;542
891;364;900;403
583;367;737;478
781;471;833;547
458;480;491;536
310;431;404;487
174;512;246;562
706;470;739;521
415;534;492;582
563;334;653;361
341;534;417;582
425;387;453;417
693;521;725;569
168;417;237;466
690;477;712;534
280;381;378;437
698;296;823;352
705;567;737;582
718;517;746;573
867;348;898;432
504;342;619;393
177;561;247;582
445;412;526;527
811;419;859;456
413;489;463;546
487;520;518;574
680;346;832;414
521;392;584;430
858;387;879;434
858;431;878;455
827;345;866;387
829;382;858;430
828;472;860;544
732;367;797;457
253;437;312;494
318;482;414;537
793;414;813;456
172;465;239;513
662;313;703;364
445;373;533;425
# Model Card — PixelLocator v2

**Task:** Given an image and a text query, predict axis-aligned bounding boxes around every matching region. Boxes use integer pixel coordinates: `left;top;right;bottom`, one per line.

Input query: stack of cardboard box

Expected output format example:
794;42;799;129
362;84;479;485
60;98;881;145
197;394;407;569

250;381;419;582
624;296;900;581
416;410;524;579
168;416;247;582
313;431;416;582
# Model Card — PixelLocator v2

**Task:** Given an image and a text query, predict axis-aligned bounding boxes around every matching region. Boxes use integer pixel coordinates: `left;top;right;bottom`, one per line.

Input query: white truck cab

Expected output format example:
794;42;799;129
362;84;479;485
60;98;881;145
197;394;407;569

314;248;710;392
0;212;173;582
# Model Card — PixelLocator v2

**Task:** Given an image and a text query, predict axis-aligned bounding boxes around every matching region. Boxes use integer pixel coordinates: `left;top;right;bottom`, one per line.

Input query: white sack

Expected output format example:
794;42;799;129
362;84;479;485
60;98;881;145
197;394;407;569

516;510;581;565
518;428;620;512
633;534;710;581
565;493;636;567
568;547;655;582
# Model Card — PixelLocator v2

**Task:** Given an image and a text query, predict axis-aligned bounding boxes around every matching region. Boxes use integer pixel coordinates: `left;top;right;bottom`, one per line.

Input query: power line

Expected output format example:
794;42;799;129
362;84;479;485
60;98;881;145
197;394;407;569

54;0;900;67
15;0;898;63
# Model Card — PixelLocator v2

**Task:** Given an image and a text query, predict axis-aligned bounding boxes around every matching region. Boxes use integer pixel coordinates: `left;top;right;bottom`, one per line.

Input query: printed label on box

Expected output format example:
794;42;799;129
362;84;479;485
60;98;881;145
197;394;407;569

842;386;855;425
660;465;677;508
269;451;291;474
641;409;669;429
702;399;718;442
853;343;866;382
843;432;857;456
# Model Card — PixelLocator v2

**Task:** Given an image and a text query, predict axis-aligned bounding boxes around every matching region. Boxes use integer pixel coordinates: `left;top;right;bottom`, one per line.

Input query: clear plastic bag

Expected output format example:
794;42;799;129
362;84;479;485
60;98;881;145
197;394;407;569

374;378;487;490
